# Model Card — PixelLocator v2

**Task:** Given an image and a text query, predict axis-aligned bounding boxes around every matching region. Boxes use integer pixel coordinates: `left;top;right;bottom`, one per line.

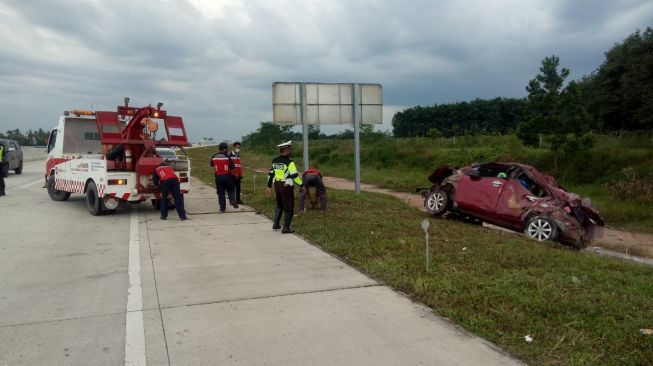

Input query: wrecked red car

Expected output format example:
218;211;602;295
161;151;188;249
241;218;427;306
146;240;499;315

422;162;604;247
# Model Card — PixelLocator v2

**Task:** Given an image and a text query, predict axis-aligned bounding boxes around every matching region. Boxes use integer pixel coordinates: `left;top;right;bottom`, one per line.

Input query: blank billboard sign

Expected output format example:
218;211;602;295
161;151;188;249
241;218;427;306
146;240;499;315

273;82;382;125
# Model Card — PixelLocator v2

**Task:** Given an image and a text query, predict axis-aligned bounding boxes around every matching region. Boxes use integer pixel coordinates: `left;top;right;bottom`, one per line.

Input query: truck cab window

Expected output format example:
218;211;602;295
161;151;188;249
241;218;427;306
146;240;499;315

47;130;57;153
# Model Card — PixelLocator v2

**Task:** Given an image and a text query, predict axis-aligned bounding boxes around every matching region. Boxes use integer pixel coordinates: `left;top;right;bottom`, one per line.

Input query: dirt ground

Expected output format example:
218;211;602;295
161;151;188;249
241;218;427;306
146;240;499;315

322;176;653;259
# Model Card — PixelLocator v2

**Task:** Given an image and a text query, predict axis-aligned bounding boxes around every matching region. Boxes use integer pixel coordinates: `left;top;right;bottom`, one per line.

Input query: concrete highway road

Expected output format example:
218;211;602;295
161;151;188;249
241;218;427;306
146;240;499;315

0;161;523;366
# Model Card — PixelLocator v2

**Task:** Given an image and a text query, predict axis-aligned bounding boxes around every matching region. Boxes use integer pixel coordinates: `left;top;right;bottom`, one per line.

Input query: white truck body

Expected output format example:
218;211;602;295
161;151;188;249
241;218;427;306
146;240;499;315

45;110;190;213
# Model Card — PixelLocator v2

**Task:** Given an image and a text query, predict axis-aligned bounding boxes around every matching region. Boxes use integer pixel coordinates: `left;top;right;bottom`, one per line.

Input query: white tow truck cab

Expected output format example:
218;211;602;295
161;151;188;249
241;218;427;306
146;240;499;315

45;99;191;215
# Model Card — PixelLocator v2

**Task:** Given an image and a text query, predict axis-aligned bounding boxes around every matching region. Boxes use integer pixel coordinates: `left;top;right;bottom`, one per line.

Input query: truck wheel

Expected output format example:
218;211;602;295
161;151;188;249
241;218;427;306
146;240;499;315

86;181;104;216
15;160;23;174
47;174;71;201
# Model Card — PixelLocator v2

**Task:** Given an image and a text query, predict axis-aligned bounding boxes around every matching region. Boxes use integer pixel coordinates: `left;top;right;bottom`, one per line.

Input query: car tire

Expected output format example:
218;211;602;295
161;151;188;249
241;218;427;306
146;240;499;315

47;173;71;201
524;216;558;242
425;188;450;216
15;160;23;174
86;181;104;216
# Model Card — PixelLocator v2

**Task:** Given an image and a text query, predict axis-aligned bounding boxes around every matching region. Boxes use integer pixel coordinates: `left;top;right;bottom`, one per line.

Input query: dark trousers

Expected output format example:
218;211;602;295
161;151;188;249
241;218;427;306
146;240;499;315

160;179;186;219
0;165;5;195
234;176;242;202
274;181;294;218
299;174;327;210
215;174;235;210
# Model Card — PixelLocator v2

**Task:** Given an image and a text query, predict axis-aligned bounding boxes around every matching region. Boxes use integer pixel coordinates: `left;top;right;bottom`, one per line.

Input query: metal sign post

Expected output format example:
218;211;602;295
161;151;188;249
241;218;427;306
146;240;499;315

300;83;309;169
352;84;361;193
421;219;430;271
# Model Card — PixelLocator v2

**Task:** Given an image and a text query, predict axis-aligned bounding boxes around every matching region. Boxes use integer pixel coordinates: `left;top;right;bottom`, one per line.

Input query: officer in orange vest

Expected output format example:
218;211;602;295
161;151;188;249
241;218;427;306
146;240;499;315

228;141;244;204
210;142;238;212
152;162;187;220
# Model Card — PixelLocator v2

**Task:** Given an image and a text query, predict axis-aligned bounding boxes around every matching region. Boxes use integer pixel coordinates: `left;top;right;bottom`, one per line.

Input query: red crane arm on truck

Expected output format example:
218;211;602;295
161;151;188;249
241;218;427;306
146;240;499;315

93;102;191;194
95;105;190;148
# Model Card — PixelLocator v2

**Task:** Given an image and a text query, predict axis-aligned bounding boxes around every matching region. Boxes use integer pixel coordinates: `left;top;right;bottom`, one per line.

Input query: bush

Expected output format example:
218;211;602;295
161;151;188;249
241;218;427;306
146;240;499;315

604;167;653;200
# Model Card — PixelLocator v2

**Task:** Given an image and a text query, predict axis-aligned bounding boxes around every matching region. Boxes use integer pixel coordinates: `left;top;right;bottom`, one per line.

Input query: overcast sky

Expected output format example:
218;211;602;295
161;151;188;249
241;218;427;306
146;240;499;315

0;0;651;142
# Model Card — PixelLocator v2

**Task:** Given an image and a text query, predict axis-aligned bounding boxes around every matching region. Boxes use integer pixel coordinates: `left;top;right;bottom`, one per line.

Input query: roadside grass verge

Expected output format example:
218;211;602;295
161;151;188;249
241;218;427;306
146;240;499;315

199;136;653;233
188;148;653;365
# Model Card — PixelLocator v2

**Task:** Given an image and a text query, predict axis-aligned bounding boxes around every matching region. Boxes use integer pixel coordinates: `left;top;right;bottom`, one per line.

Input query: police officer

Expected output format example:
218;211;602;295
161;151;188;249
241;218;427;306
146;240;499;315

0;143;5;197
210;142;238;212
266;141;302;233
152;162;187;220
299;167;327;211
228;141;244;204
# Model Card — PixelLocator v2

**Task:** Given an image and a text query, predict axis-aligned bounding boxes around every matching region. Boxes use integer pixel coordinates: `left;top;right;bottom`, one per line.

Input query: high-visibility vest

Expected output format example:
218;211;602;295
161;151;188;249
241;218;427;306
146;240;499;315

212;156;231;176
231;156;242;177
269;158;302;186
0;145;3;163
155;166;178;181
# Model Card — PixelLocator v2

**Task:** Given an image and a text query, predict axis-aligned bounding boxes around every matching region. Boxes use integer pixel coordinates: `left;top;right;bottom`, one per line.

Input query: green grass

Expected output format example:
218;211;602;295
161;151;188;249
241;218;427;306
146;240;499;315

188;147;653;365
220;135;653;232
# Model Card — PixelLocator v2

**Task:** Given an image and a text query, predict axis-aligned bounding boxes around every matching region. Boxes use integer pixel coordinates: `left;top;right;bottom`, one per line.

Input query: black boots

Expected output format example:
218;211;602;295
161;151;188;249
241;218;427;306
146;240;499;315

272;208;282;230
281;213;294;234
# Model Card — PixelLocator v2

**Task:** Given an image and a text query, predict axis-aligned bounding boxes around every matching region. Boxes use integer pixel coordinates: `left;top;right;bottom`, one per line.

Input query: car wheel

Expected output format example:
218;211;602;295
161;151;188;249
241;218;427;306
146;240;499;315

425;189;450;216
47;173;71;201
15;160;23;174
524;216;558;242
86;181;104;216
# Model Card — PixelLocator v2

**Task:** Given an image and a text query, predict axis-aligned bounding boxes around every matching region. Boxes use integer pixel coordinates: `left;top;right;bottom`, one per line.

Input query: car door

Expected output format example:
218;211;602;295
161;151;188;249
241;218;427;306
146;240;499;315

454;169;506;218
494;179;532;229
7;142;19;169
494;170;545;229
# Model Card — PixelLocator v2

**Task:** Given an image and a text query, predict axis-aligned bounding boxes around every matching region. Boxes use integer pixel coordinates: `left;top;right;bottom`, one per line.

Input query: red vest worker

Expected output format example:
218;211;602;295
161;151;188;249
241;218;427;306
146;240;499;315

152;163;187;220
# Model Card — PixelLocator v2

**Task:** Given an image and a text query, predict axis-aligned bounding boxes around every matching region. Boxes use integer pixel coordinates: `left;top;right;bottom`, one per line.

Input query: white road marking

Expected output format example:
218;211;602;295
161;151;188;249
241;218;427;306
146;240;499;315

17;179;44;190
125;209;146;366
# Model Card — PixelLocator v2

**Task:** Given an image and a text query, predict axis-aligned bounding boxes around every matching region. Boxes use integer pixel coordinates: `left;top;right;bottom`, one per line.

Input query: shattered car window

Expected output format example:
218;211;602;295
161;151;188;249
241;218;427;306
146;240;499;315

471;163;511;178
512;169;546;197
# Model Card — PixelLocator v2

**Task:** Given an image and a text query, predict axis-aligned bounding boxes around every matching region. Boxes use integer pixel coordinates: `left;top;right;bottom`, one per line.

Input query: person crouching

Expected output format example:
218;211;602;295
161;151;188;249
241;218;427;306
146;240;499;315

299;167;327;211
152;162;187;220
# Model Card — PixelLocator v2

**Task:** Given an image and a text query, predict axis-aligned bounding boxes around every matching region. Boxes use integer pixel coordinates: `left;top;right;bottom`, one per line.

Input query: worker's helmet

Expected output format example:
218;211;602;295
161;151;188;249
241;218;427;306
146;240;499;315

218;142;228;150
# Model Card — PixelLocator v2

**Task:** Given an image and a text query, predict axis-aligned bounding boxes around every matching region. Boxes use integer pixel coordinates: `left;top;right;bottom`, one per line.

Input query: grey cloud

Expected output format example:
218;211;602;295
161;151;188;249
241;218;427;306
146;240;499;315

0;0;651;141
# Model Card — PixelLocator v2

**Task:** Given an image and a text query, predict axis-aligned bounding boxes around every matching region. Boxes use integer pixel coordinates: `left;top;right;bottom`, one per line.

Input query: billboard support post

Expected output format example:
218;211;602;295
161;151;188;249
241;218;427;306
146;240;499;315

352;84;361;194
300;83;309;169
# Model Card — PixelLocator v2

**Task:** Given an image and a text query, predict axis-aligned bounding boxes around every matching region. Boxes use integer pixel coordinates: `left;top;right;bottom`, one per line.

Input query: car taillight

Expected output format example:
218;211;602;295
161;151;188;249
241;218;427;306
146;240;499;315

180;177;189;183
108;179;127;185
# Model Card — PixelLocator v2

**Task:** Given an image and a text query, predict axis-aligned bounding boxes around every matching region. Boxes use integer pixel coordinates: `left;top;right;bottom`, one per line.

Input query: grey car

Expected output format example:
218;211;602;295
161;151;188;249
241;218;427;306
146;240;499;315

0;139;24;177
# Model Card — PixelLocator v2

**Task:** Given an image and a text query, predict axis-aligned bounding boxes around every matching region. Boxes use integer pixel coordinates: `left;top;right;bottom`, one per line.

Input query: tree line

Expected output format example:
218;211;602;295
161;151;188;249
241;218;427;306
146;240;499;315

392;27;653;141
242;123;389;152
392;98;526;138
0;128;50;146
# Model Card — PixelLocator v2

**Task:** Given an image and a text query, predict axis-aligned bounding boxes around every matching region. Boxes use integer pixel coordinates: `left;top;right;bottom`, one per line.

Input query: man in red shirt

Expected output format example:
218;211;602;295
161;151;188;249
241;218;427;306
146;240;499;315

210;143;238;212
228;141;244;204
299;167;327;211
152;163;187;220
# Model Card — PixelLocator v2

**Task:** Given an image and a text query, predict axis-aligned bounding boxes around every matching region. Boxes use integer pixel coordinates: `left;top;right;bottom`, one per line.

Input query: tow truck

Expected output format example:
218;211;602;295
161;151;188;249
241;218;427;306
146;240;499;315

45;98;191;215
